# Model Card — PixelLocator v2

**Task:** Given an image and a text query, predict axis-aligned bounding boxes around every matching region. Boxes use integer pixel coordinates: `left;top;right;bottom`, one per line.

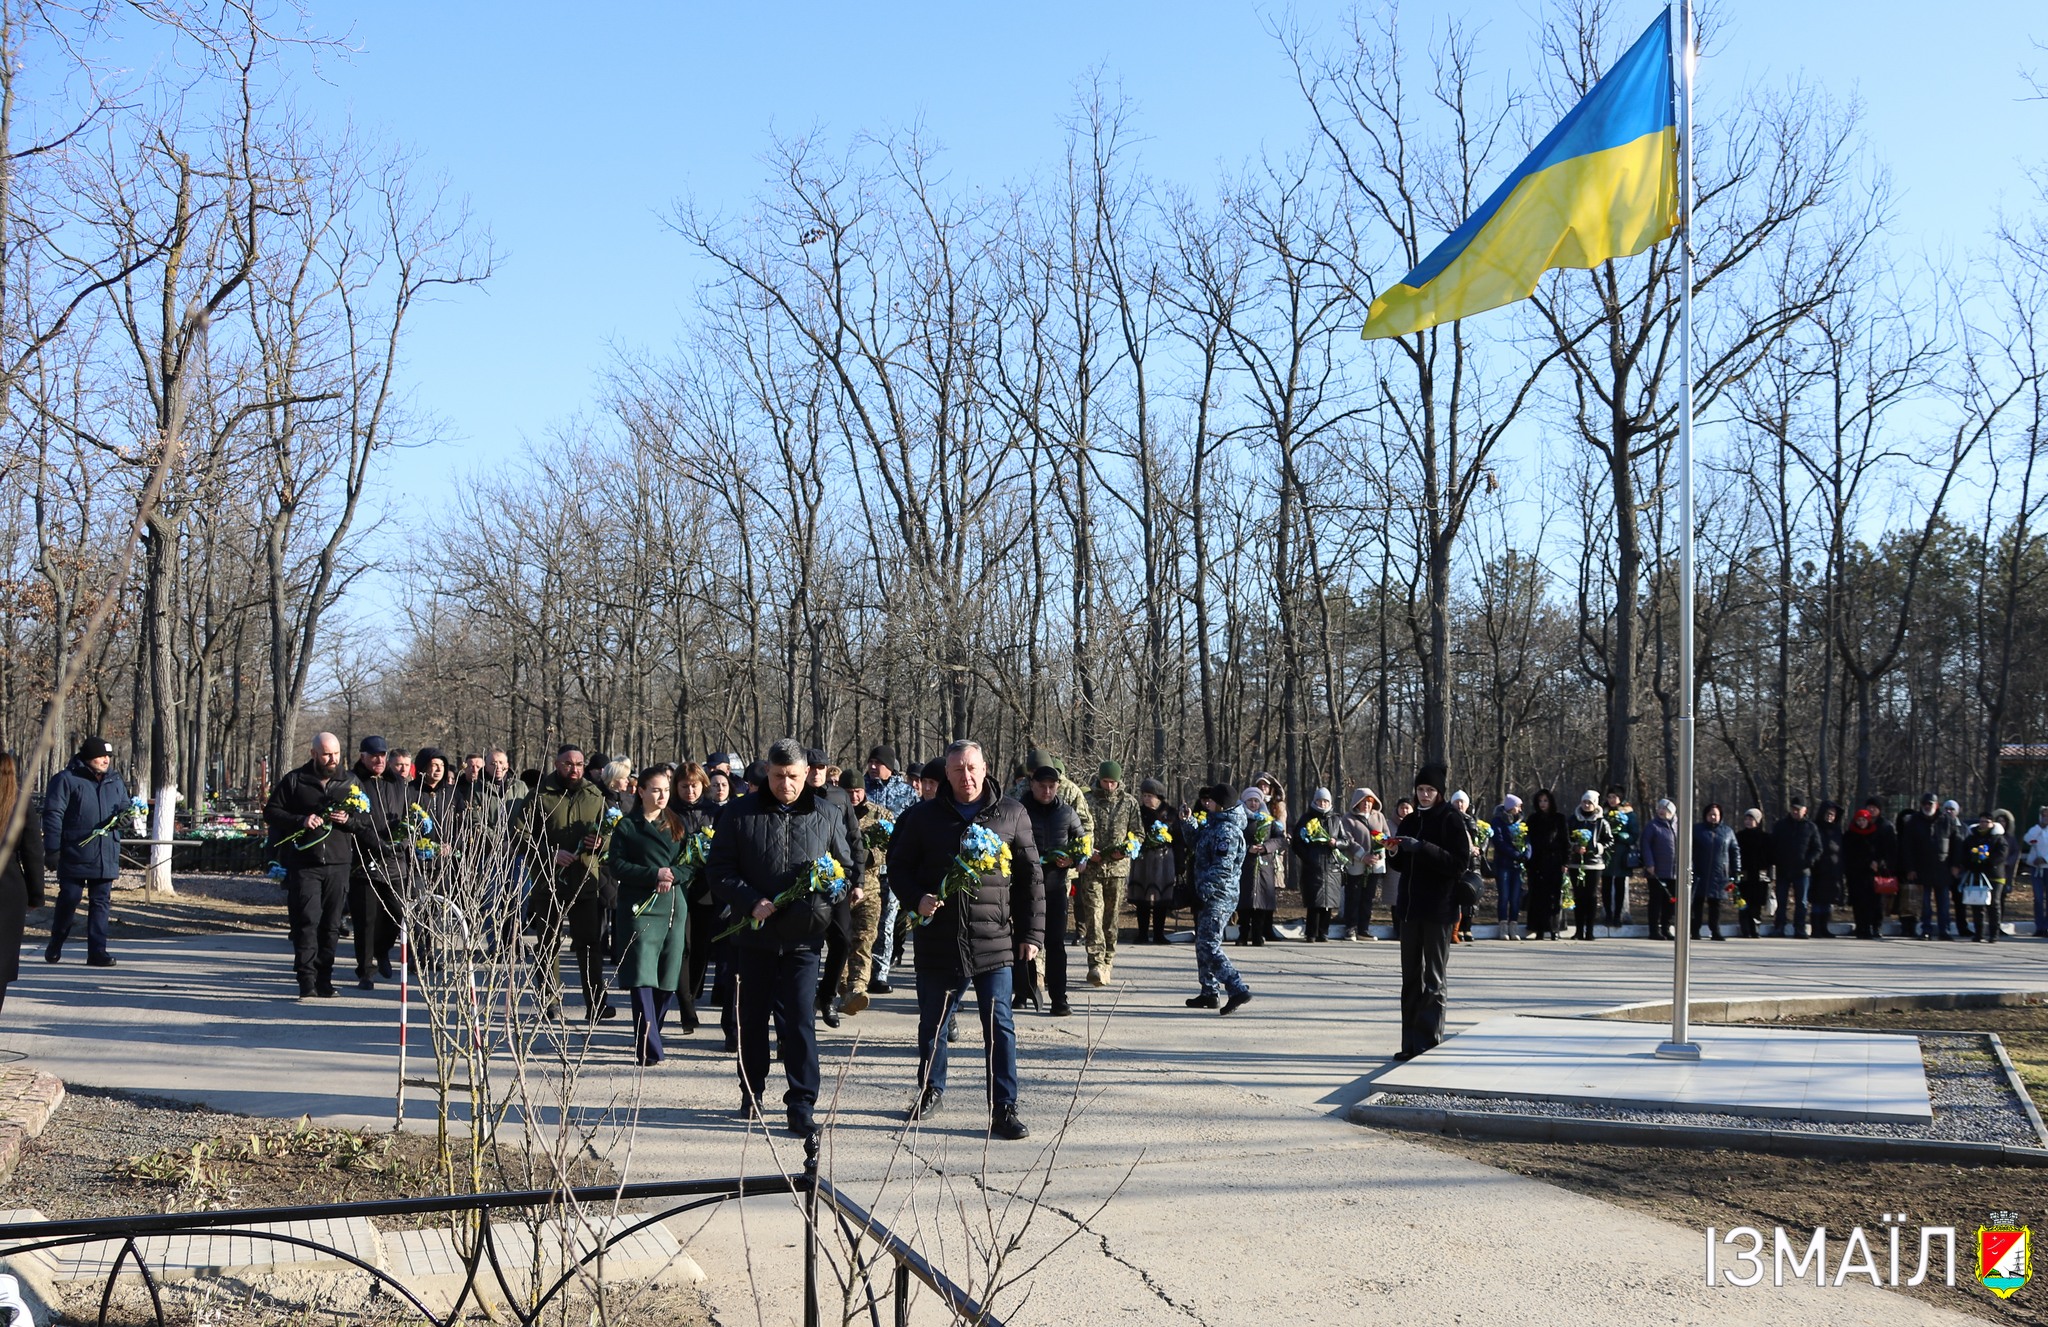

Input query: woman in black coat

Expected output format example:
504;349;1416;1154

1809;802;1845;937
1129;779;1182;944
1841;800;1899;940
1524;789;1568;941
0;754;47;1011
1735;810;1775;938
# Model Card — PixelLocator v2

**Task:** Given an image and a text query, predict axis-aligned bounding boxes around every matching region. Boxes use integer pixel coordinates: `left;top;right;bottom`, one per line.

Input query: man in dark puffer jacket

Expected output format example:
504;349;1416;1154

889;739;1044;1140
704;738;855;1138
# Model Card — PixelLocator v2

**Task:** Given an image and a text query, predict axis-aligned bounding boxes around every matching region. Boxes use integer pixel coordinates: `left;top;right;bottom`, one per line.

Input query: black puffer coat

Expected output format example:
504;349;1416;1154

351;762;410;878
1392;801;1473;925
889;785;1044;980
704;787;855;953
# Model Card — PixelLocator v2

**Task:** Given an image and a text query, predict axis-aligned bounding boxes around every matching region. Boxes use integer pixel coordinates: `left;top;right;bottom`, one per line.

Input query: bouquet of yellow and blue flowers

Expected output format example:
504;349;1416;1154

1300;817;1333;845
1144;820;1174;848
591;805;624;841
1248;810;1278;842
336;785;372;817
79;795;151;848
717;853;850;940
1472;817;1494;847
1190;810;1208;830
634;825;716;917
1508;821;1529;853
917;824;1009;927
862;816;895;852
1121;830;1145;858
1042;831;1091;868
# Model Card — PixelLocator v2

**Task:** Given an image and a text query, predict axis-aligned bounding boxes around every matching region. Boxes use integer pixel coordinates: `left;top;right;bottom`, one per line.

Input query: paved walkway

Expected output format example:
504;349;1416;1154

4;928;2044;1324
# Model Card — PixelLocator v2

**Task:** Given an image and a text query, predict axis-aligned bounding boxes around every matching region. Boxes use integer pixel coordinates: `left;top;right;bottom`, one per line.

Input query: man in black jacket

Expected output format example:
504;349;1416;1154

262;733;364;999
1769;797;1824;938
41;736;131;968
888;739;1044;1140
1021;766;1083;1018
349;736;410;988
1899;793;1966;938
1387;763;1470;1061
704;739;855;1137
809;748;866;1028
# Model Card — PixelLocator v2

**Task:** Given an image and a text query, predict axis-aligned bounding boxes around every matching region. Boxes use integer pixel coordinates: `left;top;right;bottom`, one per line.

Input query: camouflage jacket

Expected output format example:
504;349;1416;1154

1082;785;1143;879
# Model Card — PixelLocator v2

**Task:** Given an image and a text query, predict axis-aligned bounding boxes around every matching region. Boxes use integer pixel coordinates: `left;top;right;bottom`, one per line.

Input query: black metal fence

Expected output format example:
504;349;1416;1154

0;1140;1000;1327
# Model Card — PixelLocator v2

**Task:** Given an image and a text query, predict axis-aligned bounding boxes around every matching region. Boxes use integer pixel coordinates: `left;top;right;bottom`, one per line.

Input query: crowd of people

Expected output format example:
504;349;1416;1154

6;730;2044;1138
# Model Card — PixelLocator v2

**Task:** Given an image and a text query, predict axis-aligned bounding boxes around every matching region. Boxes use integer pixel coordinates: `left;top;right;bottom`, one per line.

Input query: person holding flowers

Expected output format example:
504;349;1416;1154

888;739;1044;1141
348;736;411;988
1129;778;1182;945
1692;804;1740;941
1020;764;1084;1017
1489;794;1529;940
521;745;619;1022
607;765;694;1065
1290;787;1350;942
835;768;893;1017
1565;791;1614;941
1953;810;2009;942
40;735;132;970
1076;761;1141;986
261;733;366;998
1238;787;1283;945
703;739;855;1137
1601;787;1639;930
1339;789;1389;941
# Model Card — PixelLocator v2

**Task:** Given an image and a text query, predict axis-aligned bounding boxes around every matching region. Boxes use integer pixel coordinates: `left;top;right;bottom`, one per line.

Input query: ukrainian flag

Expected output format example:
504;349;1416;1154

1362;11;1678;340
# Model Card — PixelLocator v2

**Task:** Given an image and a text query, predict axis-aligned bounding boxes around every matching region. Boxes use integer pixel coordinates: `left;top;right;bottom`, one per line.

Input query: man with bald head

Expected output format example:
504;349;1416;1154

262;732;367;999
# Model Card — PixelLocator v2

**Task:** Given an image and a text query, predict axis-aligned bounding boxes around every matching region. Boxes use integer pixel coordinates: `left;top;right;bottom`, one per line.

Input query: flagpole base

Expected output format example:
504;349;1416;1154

1655;1040;1702;1061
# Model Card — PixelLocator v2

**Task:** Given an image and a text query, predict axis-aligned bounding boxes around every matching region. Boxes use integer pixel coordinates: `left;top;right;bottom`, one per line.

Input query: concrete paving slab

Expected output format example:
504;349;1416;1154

1373;1014;1933;1123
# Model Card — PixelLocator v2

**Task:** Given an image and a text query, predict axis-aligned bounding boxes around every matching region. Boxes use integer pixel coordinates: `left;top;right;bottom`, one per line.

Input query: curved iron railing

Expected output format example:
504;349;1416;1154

0;1139;1001;1327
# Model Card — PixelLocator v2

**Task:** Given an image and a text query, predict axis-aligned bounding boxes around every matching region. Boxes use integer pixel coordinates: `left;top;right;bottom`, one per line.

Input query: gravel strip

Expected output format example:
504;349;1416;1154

1373;1033;2040;1146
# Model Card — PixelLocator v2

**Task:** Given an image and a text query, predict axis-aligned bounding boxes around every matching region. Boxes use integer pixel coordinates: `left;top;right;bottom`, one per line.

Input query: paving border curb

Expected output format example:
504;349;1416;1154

1986;1033;2048;1148
1347;1096;2048;1167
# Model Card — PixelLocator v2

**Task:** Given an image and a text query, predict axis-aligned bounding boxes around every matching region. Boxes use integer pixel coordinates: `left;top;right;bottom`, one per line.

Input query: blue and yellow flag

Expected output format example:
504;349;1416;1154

1362;11;1678;340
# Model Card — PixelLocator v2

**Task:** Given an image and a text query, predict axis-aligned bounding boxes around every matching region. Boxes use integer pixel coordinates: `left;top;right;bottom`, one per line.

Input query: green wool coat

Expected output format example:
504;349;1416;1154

606;809;690;991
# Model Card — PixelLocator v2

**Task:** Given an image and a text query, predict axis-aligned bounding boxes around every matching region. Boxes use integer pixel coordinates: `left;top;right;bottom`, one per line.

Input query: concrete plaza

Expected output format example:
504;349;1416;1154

3;925;2043;1324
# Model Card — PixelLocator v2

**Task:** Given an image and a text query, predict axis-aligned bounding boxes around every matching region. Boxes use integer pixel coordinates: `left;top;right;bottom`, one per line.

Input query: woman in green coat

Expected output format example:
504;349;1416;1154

607;766;691;1065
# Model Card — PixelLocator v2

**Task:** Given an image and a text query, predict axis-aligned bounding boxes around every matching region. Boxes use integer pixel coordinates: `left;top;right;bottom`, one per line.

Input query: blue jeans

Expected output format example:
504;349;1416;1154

1194;900;1248;998
50;876;113;960
1774;870;1810;931
1495;862;1525;922
916;966;1018;1109
872;887;900;984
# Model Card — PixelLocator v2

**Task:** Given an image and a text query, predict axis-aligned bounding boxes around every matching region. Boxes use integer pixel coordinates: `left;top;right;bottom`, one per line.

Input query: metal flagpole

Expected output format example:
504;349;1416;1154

1657;0;1702;1062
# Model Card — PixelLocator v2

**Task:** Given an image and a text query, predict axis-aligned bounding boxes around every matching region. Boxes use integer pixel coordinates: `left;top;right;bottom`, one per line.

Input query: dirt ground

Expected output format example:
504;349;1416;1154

29;872;289;942
6;1084;612;1221
1412;1003;2048;1326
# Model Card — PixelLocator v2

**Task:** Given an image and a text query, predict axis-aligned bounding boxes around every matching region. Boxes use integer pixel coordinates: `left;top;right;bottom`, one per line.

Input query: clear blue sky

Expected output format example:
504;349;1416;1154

296;1;2042;526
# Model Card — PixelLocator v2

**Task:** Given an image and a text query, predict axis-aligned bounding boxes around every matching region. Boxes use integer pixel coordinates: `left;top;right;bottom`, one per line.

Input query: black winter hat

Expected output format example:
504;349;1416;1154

868;744;901;772
1413;762;1449;794
743;760;768;787
76;736;114;761
1139;777;1168;798
921;758;948;782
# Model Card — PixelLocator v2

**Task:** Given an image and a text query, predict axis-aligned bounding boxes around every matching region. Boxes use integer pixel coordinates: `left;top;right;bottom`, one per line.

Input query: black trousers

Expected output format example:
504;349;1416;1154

817;899;852;1009
1691;887;1724;936
1573;869;1604;937
1602;869;1630;929
531;884;607;1013
286;863;349;994
1527;866;1563;934
1647;877;1677;936
1847;879;1882;937
732;944;822;1110
1398;920;1454;1055
1016;876;1071;1007
350;870;401;980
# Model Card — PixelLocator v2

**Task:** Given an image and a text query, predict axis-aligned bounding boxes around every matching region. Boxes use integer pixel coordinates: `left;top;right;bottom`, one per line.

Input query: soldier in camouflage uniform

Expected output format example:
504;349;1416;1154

839;770;895;1016
1077;761;1142;985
